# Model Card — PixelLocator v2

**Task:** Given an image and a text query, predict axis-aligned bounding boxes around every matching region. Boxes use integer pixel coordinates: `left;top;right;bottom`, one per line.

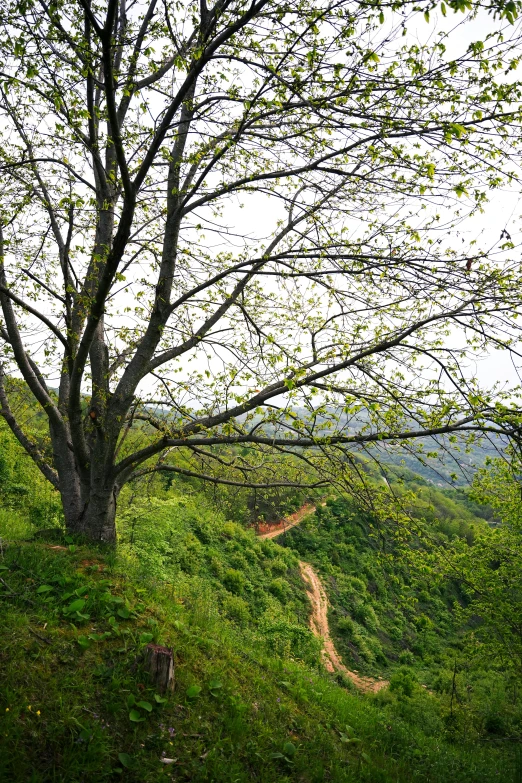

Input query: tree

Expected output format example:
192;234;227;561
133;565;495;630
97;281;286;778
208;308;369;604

0;0;522;542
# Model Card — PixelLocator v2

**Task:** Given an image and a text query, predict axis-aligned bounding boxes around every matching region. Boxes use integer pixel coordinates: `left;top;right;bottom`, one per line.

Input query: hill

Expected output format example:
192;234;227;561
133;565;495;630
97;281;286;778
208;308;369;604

1;416;521;781
0;492;520;782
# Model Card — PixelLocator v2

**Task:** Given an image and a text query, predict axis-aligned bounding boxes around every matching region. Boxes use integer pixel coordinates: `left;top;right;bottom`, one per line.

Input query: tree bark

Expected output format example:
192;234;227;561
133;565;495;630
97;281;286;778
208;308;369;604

79;485;118;543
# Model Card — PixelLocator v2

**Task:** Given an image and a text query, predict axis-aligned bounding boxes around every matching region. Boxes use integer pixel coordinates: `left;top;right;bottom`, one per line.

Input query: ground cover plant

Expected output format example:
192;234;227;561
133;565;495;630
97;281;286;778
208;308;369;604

1;379;522;779
1;516;520;783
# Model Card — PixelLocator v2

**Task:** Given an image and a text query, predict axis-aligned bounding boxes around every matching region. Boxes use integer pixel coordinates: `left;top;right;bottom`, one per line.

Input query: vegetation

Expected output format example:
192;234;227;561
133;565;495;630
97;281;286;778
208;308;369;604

1;420;522;781
1;516;520;782
1;2;522;779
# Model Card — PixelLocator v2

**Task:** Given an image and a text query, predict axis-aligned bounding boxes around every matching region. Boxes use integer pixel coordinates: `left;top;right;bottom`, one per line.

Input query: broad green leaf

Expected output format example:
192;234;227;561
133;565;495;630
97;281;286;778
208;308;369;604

118;753;132;768
65;598;86;613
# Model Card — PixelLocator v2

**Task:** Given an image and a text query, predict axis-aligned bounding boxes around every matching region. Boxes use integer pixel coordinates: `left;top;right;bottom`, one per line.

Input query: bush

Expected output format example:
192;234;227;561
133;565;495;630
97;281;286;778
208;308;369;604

337;616;355;635
353;603;379;632
269;557;289;575
389;668;418;698
223;568;247;595
269;577;290;601
221;594;250;626
259;619;321;664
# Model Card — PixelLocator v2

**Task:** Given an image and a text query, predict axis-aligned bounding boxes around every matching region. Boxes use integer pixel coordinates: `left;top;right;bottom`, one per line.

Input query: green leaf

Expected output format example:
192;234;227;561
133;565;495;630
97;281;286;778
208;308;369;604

117;607;130;619
126;694;135;708
37;585;54;593
64;598;86;614
136;700;152;712
454;183;468;198
77;635;91;649
154;693;167;703
186;685;202;699
283;741;296;758
139;632;154;644
118;753;132;768
128;710;145;722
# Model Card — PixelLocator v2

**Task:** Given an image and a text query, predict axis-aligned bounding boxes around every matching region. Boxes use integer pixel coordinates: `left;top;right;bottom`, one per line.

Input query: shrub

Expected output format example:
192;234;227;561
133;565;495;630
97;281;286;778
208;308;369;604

337;616;355;636
221;594;250;626
208;555;223;578
353;603;379;632
259;619;321;664
389;668;418;698
223;568;247;595
229;552;248;570
269;557;289;575
269;577;290;601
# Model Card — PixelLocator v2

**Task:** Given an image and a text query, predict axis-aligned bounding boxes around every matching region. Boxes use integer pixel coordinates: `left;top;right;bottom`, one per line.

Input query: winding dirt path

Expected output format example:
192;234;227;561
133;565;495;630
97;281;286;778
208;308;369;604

256;503;318;540
256;503;388;693
299;561;388;693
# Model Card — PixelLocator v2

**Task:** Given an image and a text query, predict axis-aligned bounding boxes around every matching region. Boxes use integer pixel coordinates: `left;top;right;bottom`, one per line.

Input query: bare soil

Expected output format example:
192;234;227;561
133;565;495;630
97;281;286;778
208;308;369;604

256;503;318;540
256;503;388;693
299;561;388;693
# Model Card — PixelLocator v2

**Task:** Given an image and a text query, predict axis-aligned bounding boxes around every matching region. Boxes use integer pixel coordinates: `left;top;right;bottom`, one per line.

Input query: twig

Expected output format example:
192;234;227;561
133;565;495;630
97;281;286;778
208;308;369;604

28;626;53;645
0;576;14;593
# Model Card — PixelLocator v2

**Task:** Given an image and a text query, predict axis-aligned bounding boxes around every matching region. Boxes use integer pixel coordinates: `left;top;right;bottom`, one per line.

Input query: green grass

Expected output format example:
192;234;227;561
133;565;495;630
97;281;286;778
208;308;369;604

0;519;519;782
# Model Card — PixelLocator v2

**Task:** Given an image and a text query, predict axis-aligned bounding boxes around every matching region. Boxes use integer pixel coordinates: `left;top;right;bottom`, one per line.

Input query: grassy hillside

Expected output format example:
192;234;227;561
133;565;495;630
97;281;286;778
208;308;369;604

280;497;522;746
0;496;520;782
280;496;482;676
1;417;521;781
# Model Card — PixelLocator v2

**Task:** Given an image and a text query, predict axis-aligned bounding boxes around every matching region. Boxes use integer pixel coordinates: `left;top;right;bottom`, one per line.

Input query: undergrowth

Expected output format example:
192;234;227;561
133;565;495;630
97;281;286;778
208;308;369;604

0;506;519;782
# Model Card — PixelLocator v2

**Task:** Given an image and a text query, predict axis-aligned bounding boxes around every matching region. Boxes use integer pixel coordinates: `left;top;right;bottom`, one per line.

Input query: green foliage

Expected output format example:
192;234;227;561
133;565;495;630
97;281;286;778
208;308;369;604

117;495;317;666
0;534;518;783
2;434;522;780
0;419;62;535
452;460;522;669
389;667;419;698
281;497;469;675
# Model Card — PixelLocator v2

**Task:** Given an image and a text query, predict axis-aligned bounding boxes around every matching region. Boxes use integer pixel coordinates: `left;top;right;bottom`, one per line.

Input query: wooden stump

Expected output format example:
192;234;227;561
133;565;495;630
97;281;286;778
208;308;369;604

144;643;175;694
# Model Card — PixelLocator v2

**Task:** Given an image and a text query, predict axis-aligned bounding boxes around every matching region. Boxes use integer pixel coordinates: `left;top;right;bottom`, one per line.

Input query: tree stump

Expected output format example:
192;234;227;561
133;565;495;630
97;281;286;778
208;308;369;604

144;643;175;694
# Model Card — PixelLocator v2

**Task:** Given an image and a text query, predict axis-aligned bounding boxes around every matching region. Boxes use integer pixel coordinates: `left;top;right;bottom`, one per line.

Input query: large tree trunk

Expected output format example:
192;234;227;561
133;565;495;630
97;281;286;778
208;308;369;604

55;433;118;543
80;485;118;543
60;478;118;543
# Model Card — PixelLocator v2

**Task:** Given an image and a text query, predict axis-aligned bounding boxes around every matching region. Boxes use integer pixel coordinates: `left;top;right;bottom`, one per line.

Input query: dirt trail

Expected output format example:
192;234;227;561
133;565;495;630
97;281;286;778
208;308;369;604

256;503;388;693
299;561;388;693
256;503;318;540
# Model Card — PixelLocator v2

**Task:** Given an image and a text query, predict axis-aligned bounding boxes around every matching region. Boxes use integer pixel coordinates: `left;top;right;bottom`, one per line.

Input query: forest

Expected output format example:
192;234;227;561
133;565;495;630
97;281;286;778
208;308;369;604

2;0;522;780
